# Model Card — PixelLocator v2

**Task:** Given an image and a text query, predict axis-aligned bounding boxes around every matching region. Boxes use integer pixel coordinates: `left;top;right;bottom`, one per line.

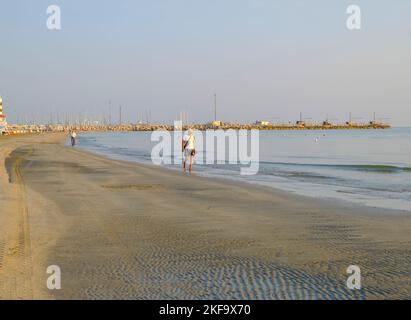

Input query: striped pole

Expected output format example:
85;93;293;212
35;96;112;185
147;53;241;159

0;96;7;125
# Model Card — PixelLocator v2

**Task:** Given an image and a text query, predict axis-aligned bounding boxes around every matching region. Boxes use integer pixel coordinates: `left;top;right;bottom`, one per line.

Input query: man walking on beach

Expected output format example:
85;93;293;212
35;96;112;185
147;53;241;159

70;129;77;147
182;128;196;175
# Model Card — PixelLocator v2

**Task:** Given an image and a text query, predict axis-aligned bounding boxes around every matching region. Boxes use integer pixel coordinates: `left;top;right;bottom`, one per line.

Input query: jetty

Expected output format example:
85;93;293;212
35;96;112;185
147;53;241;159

1;120;390;136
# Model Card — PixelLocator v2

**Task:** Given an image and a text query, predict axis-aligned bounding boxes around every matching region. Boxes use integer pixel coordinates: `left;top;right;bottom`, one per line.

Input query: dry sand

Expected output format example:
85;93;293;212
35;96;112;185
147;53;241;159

0;133;410;299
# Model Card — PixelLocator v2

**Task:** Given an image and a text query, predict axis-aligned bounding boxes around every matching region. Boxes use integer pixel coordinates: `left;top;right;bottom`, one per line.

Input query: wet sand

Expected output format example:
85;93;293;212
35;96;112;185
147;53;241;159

0;133;410;299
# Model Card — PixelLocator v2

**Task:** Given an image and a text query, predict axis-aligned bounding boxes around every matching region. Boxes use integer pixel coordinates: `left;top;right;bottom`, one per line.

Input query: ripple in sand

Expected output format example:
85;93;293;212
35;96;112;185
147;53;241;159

102;184;164;191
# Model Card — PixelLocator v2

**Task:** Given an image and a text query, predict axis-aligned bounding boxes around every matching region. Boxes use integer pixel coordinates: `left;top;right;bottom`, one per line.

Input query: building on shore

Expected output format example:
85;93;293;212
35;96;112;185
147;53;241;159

255;120;271;126
210;120;223;127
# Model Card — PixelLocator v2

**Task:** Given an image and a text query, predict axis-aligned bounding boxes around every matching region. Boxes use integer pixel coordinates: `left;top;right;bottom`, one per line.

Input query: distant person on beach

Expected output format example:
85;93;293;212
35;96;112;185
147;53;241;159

70;129;77;147
182;128;196;175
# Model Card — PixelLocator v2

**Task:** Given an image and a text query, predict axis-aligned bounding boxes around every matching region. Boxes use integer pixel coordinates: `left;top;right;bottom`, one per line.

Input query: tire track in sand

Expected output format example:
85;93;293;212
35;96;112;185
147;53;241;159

0;148;34;299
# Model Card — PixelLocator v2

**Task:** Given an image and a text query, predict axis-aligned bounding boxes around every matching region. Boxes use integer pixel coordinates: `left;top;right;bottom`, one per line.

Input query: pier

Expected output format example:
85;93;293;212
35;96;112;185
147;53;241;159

1;120;390;136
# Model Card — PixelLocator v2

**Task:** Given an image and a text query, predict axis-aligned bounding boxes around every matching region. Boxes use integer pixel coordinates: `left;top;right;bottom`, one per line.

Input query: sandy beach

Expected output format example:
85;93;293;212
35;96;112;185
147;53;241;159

0;133;410;299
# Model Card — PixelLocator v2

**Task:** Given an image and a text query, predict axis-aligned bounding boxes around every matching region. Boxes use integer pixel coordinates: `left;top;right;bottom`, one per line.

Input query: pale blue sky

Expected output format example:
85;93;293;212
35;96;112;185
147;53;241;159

0;0;410;125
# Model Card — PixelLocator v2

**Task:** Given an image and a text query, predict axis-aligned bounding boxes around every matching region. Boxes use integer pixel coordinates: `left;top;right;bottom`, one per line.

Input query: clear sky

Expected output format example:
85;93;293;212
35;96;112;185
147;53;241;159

0;0;410;125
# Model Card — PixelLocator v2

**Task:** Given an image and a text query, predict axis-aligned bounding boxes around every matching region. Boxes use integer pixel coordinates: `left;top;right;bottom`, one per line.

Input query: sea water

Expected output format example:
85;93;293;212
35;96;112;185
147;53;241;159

76;128;411;212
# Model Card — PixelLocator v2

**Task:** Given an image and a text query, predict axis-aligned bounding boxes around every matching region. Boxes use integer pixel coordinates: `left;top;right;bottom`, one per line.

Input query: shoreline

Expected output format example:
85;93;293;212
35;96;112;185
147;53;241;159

75;131;411;215
78;143;411;217
1;133;411;299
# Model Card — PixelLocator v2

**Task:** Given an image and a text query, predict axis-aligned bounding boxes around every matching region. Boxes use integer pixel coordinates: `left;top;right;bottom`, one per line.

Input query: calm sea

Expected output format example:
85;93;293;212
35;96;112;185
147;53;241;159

76;128;411;212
